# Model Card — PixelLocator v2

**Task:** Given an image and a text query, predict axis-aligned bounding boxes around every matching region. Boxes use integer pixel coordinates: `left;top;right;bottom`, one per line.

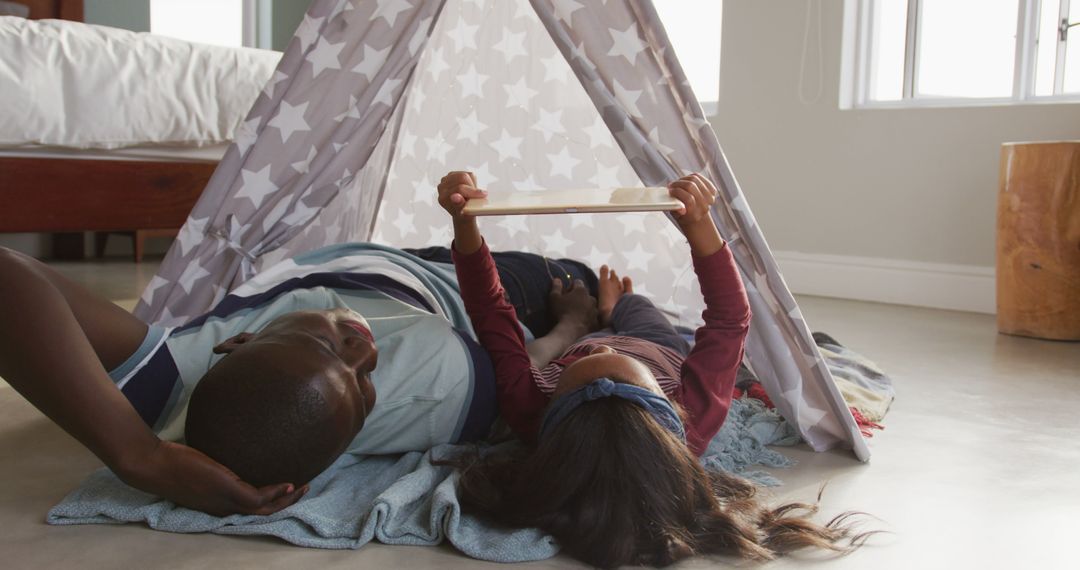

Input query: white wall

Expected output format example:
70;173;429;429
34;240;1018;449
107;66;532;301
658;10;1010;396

712;0;1080;313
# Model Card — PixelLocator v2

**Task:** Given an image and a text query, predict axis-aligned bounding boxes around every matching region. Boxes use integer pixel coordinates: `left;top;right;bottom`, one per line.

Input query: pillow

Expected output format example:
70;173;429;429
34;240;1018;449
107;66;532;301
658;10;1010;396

0;2;30;17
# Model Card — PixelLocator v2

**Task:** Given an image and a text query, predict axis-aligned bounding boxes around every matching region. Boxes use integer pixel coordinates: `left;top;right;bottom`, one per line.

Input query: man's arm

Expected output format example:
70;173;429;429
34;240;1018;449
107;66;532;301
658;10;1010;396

0;247;306;515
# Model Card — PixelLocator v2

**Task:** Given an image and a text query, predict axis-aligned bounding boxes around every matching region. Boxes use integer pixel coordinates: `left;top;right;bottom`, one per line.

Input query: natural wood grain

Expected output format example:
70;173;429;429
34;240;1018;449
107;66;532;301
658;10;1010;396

0;157;214;233
996;142;1080;341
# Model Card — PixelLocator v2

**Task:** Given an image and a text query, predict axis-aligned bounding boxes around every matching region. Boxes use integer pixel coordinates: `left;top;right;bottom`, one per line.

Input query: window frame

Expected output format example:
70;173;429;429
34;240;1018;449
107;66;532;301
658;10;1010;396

842;0;1080;108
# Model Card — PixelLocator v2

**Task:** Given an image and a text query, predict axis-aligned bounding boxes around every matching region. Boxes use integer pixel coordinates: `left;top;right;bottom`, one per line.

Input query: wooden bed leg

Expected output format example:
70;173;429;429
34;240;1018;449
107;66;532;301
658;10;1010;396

134;231;146;263
52;233;86;260
94;233;109;258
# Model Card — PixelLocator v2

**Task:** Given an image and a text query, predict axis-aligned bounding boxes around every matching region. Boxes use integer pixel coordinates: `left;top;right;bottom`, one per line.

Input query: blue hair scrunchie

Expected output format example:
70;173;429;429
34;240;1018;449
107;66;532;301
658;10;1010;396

538;378;686;442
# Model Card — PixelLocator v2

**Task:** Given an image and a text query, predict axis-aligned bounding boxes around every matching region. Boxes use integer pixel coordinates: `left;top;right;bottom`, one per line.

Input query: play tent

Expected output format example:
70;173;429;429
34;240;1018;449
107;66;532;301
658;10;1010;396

134;0;870;461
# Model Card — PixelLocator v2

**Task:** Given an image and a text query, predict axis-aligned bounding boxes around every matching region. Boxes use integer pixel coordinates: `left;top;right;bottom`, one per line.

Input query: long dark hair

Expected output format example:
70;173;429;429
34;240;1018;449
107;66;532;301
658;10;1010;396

452;398;874;568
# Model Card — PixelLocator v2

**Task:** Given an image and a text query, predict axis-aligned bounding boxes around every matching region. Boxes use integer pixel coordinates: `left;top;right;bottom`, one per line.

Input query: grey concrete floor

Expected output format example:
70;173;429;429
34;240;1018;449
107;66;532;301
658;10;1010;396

2;258;1078;569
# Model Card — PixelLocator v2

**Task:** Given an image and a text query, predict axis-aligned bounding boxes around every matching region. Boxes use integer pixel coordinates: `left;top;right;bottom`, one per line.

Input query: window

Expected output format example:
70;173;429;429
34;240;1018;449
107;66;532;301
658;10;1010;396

653;0;723;113
150;0;265;49
843;0;1080;107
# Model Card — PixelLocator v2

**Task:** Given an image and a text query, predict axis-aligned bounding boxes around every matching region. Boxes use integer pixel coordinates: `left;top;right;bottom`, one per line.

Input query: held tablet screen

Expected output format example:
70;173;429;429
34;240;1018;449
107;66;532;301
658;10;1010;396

461;187;682;216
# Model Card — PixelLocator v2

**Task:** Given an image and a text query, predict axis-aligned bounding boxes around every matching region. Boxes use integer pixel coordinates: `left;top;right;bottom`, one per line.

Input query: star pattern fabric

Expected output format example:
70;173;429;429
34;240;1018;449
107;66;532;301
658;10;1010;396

136;0;866;462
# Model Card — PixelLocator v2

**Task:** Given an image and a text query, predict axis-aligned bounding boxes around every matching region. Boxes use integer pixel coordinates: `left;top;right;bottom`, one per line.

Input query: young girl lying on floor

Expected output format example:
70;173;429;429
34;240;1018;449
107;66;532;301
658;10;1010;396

438;171;868;567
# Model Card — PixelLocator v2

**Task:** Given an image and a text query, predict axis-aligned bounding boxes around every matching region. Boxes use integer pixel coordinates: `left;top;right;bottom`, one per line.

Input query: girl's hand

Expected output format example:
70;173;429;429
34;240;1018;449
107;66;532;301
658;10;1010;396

668;174;725;257
437;171;487;223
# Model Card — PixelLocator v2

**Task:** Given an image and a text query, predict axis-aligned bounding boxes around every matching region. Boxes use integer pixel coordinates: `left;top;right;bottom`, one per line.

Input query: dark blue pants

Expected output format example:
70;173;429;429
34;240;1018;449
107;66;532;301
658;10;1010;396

404;246;599;338
582;294;691;357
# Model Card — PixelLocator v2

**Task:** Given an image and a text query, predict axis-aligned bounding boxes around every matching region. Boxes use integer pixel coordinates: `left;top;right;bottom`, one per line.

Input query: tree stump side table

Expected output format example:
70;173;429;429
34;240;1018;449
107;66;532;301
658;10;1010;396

997;141;1080;341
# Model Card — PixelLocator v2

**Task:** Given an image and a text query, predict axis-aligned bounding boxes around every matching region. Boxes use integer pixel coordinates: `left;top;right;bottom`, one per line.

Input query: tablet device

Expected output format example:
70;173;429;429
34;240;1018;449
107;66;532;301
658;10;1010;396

461;187;682;216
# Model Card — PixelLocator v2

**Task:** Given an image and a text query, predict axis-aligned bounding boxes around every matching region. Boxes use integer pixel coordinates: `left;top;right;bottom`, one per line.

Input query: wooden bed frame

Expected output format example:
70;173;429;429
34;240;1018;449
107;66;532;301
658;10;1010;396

0;0;215;261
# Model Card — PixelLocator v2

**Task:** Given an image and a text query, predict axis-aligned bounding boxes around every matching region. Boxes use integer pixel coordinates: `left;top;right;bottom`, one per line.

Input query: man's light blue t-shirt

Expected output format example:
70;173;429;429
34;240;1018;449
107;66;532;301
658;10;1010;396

107;244;496;455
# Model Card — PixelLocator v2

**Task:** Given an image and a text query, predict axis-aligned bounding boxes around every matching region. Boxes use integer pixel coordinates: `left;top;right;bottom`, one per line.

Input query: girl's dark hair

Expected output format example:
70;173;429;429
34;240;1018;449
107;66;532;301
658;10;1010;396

452;398;874;568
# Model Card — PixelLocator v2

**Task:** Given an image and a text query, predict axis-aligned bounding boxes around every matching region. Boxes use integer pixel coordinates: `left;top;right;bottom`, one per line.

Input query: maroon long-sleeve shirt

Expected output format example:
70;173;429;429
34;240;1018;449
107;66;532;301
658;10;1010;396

452;241;751;455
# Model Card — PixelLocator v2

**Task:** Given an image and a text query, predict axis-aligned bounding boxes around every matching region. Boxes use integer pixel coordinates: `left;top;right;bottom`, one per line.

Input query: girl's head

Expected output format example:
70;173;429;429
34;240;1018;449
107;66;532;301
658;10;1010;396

454;354;871;567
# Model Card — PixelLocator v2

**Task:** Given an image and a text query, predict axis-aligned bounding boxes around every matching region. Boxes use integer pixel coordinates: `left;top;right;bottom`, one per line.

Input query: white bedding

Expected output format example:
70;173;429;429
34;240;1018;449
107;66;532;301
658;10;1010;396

0;17;281;149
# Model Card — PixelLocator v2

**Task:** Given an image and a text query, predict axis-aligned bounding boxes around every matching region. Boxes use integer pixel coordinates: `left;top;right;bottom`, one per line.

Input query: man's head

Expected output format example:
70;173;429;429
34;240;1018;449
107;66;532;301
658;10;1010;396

185;308;378;487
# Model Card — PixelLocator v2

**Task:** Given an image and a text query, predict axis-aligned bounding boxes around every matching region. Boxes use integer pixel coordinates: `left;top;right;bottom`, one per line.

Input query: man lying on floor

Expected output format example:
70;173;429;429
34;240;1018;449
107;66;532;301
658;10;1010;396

0;240;600;516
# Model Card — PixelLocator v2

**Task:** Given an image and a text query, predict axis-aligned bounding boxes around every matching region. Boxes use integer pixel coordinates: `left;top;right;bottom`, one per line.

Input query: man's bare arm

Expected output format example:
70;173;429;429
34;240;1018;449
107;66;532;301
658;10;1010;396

0;247;306;515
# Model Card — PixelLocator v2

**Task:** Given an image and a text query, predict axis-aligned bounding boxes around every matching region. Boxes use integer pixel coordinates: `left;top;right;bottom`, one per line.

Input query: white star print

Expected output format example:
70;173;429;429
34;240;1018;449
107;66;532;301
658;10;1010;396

267;70;289;96
176;216;208;255
409;87;427;113
426;46;450;82
497;215;529;237
683;111;710;130
612;80;644;118
456;64;489;98
455;110;488;144
570;213;595;228
237;165;279;208
448;19;479;52
233;116;260;157
571;41;597;71
373;0;411;28
534;108;565;142
351;44;391;80
607;24;647;65
295;14;324;51
513;0;536;21
489;129;523;161
140;275;171;306
647;127;676;157
582;246;609;269
590;163;622;187
399;131;418;158
504;77;539;108
334;95;361;121
584;118;613;148
547;146;581;179
541;229;573;257
515;174;543;191
393;210;416;238
373;78;403;107
324;221;344;244
540;52;569;84
471;162;499;187
782;389;830;429
177;261;212;295
414;173;437;203
307;37;344;77
281;199;320;226
262;197;292;232
268;100;310;143
426;134;452;163
616;213;647;234
409;17;432;55
552;0;584;25
621;242;655;271
429;224;453;246
493;29;527;62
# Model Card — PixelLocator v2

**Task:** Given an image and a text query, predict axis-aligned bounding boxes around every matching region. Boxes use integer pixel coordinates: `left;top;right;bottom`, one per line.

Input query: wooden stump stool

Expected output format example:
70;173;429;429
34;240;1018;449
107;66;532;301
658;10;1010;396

997;142;1080;340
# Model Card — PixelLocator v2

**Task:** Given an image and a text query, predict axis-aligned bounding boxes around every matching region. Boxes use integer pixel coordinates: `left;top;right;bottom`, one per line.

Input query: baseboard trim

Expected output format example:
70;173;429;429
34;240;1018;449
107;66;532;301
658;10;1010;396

773;251;996;314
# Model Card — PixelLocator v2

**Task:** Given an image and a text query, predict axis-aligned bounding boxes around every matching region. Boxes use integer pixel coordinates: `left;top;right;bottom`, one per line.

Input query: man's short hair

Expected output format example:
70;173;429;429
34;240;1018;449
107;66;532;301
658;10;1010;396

185;348;348;487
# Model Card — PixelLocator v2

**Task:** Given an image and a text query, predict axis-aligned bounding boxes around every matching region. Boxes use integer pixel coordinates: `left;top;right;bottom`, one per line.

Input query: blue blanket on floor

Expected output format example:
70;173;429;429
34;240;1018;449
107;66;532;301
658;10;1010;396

47;397;797;562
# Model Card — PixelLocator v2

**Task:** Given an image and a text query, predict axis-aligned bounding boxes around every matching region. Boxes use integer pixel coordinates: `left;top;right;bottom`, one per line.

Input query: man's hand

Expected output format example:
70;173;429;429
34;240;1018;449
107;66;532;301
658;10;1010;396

119;440;307;517
668;173;725;257
548;278;600;335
